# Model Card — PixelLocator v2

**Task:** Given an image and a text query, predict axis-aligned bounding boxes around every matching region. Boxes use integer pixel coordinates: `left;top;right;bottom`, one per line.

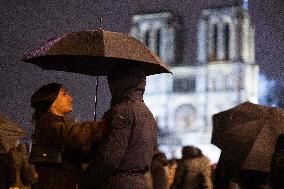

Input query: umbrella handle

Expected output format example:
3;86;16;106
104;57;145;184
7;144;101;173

94;76;99;121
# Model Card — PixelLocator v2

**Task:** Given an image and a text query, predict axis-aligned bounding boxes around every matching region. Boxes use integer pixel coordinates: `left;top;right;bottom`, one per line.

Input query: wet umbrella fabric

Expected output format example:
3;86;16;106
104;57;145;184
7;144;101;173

22;29;171;76
0;114;27;153
22;29;171;120
212;102;284;172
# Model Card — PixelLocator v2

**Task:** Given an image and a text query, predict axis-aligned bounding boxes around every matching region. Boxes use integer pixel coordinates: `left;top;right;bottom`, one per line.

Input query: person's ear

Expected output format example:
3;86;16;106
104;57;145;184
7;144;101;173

50;102;56;110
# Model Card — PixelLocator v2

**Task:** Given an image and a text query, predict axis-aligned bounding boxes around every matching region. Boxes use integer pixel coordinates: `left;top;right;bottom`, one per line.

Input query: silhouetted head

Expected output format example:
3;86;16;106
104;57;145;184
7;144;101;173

107;64;146;105
153;151;168;166
182;146;203;159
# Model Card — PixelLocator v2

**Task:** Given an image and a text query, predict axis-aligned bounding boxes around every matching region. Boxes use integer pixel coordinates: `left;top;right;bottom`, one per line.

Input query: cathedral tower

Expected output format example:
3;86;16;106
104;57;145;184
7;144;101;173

129;4;259;159
197;5;259;128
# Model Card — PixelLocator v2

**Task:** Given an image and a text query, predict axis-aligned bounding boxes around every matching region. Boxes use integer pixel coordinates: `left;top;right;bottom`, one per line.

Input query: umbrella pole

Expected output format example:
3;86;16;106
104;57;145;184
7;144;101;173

94;76;99;121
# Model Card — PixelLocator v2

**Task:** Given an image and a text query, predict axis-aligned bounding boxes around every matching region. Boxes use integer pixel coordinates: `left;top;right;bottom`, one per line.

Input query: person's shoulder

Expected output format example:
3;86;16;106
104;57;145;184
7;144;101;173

111;102;131;118
113;100;139;111
36;112;67;130
196;156;211;166
200;156;210;162
112;100;150;117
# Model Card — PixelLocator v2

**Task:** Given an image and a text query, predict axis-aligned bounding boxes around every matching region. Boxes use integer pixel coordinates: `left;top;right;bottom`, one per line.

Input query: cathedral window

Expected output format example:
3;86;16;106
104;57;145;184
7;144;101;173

173;77;196;93
155;29;162;56
224;23;230;60
209;24;218;62
174;104;197;131
144;30;151;47
130;12;179;66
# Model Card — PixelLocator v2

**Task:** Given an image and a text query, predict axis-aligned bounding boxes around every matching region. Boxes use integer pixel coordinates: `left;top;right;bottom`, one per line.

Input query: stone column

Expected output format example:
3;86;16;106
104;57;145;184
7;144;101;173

218;22;225;61
129;24;140;40
197;19;208;64
230;21;237;61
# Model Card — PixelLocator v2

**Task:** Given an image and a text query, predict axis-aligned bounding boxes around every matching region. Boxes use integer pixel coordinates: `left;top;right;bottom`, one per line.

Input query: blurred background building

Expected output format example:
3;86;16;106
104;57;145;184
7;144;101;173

131;2;259;161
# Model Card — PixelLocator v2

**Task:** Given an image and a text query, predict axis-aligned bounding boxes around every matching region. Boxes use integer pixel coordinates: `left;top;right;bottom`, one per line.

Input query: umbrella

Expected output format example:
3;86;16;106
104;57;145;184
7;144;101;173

22;29;171;119
0;114;27;153
22;29;171;76
212;102;284;172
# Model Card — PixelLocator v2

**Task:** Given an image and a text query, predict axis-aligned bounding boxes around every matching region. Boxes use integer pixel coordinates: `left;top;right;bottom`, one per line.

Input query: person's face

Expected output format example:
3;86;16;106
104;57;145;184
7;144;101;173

51;87;73;115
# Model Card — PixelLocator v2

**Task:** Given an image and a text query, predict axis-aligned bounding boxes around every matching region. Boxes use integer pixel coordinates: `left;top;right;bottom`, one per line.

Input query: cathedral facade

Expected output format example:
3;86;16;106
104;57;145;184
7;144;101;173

130;5;259;159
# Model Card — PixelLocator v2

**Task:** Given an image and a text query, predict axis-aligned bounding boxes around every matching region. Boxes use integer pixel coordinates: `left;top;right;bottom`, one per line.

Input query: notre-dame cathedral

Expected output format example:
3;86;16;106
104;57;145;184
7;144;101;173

130;3;259;160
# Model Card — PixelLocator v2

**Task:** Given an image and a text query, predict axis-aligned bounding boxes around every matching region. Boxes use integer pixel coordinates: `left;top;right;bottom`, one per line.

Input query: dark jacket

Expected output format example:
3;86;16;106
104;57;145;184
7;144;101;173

214;153;241;189
0;153;14;189
9;144;36;189
31;112;102;189
171;156;213;189
151;153;168;189
81;74;157;189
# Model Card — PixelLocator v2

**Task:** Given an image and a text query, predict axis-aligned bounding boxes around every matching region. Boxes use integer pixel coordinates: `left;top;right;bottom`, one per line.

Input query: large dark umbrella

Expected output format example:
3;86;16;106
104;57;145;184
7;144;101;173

22;29;171;119
22;29;170;76
212;102;284;172
0;114;27;153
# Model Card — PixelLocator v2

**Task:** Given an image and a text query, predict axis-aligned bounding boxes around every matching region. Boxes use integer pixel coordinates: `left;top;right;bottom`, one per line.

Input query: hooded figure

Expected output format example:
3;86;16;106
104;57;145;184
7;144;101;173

171;146;213;189
81;64;158;189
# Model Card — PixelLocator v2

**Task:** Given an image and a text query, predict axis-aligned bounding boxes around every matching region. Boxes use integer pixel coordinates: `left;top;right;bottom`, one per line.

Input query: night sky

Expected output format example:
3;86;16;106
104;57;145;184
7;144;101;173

0;0;283;133
249;0;284;80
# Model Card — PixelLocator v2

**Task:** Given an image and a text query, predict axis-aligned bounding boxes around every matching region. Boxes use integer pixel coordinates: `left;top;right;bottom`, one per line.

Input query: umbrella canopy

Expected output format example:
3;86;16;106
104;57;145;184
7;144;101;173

22;29;171;76
0;114;27;153
212;102;284;172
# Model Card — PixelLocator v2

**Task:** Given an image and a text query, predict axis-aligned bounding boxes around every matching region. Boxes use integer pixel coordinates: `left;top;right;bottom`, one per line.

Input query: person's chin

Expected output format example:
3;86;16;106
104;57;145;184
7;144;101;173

68;107;73;113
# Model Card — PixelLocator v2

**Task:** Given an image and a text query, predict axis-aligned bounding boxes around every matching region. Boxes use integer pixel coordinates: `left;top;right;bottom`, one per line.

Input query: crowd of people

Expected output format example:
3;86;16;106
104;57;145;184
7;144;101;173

148;144;284;189
2;141;284;189
148;146;213;189
1;140;214;189
0;64;284;189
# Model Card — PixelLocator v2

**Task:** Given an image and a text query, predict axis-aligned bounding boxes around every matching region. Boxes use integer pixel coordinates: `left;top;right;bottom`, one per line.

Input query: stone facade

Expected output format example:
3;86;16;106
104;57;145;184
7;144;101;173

130;6;259;160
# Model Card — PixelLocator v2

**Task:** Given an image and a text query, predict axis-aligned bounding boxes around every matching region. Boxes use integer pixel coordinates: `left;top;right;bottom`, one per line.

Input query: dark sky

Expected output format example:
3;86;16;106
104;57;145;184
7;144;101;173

1;0;283;77
249;0;284;80
0;0;283;132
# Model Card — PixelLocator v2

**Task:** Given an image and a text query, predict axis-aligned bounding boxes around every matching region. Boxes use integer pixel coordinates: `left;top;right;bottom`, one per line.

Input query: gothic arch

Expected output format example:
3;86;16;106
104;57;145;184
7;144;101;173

131;12;179;66
142;29;151;47
152;26;163;56
197;18;208;64
223;23;230;61
208;20;219;62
